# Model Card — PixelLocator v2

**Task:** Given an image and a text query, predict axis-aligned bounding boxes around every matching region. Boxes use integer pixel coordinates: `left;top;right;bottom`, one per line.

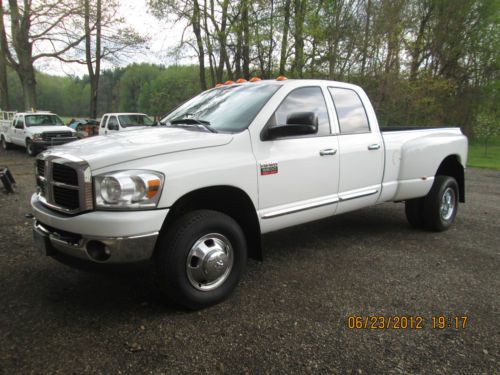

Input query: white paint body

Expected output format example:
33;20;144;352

98;113;154;135
32;80;468;238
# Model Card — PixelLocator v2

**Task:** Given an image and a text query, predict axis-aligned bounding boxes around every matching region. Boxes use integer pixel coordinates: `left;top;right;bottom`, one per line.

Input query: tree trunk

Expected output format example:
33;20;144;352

279;0;291;75
193;0;207;90
19;64;37;110
0;0;9;110
292;0;306;78
360;0;371;76
242;0;250;79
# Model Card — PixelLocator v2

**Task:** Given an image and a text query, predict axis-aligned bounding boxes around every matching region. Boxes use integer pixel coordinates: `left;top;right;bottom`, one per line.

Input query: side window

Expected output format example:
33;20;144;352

107;116;119;130
329;87;370;134
266;86;330;137
15;118;24;129
100;116;108;128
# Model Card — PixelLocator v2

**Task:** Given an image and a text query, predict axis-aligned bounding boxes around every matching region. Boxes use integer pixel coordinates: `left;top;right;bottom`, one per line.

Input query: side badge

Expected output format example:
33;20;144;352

260;162;278;175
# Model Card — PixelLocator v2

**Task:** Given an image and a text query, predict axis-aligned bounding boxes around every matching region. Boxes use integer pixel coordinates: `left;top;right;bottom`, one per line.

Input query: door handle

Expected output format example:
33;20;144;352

368;144;381;150
319;148;337;156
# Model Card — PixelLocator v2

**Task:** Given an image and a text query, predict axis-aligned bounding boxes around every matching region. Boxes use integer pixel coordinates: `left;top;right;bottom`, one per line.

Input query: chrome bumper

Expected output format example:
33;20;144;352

33;220;158;264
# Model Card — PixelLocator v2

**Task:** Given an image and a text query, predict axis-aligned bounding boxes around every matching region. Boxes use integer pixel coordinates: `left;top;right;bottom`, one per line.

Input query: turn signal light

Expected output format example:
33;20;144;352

249;77;261;82
276;75;287;81
236;78;247;83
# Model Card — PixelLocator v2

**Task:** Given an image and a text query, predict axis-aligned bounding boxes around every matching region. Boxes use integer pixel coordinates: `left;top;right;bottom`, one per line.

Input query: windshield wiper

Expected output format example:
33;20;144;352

169;118;217;133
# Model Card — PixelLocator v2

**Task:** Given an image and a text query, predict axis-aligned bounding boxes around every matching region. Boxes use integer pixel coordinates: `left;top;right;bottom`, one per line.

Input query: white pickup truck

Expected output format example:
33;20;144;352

31;79;467;309
1;111;77;156
98;112;154;135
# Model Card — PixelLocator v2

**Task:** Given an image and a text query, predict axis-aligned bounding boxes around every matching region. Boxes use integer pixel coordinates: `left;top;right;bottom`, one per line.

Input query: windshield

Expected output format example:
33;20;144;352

162;83;281;133
25;114;64;127
118;114;154;127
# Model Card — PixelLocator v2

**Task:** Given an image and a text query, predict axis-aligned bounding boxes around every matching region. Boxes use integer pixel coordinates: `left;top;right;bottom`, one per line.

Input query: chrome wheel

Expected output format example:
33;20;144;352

186;233;234;291
440;187;455;221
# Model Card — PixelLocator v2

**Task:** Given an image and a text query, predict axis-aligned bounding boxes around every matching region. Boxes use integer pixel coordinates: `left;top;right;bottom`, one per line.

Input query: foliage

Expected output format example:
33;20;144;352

468;136;500;170
474;112;500;156
4;64;202;118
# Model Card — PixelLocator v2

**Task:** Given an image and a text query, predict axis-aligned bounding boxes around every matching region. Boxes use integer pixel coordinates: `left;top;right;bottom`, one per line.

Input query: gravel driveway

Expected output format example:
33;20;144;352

0;147;498;374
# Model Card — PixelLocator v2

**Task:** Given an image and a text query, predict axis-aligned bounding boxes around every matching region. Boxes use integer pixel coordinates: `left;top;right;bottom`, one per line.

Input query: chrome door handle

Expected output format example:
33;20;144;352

319;148;337;156
368;144;381;150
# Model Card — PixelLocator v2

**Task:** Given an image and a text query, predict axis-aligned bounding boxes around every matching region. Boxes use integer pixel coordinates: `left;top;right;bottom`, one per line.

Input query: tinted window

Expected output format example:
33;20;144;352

162;83;280;133
267;86;330;137
107;116;119;129
329;88;370;134
100;116;108;128
118;114;154;127
15;118;24;129
25;114;64;127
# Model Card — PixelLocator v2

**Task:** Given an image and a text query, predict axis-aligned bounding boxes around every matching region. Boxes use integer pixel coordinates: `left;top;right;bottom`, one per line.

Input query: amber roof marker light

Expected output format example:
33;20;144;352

224;80;235;85
236;78;248;83
249;77;262;82
276;75;288;81
215;83;223;88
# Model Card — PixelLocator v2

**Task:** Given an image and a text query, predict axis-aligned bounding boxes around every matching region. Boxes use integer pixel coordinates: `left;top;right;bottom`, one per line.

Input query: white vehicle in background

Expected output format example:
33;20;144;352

1;111;77;156
98;113;155;135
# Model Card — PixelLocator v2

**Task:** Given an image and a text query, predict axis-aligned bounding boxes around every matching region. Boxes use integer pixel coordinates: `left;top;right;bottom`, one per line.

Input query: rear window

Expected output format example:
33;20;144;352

329;88;370;134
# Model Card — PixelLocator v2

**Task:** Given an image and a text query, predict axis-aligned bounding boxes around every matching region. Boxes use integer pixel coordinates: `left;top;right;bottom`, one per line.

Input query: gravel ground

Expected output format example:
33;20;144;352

0;147;498;374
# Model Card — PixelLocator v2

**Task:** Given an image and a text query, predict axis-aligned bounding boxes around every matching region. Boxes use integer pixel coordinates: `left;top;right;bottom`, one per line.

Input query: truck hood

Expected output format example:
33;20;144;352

31;126;76;134
42;127;233;170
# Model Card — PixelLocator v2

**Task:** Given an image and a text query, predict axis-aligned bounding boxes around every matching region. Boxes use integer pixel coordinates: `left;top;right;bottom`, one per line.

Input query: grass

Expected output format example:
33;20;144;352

468;136;500;171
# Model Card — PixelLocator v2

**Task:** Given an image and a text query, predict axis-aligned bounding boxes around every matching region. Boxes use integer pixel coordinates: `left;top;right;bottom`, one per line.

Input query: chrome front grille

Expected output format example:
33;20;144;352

35;154;93;215
42;131;73;141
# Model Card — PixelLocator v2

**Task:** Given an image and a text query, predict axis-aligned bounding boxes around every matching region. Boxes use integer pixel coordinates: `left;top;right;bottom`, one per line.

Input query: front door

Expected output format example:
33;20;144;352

12;117;25;146
252;85;340;233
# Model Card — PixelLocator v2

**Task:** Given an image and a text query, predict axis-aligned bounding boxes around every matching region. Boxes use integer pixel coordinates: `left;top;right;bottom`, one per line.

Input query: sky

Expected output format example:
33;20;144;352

36;0;192;77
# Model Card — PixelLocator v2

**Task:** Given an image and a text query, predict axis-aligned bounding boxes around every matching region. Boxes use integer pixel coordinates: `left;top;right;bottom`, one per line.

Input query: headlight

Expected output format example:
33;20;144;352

32;134;43;141
94;170;164;210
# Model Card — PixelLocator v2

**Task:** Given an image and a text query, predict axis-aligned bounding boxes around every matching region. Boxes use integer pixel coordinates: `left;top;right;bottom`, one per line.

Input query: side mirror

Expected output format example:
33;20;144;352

266;112;318;140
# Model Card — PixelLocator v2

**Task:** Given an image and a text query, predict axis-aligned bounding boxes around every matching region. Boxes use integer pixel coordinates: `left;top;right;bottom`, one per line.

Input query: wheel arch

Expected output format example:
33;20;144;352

435;155;465;202
159;185;262;260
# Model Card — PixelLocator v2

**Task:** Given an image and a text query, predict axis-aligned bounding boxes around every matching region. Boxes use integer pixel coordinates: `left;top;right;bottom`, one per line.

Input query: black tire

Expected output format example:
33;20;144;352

422;175;459;232
1;136;11;150
26;139;36;156
153;209;247;310
405;197;425;228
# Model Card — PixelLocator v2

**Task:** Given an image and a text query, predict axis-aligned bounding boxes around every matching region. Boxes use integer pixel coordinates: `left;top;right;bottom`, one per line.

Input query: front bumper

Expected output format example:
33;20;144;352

31;193;169;264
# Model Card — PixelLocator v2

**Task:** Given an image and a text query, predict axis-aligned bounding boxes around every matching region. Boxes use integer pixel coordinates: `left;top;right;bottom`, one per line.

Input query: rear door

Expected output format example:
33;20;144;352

327;87;384;214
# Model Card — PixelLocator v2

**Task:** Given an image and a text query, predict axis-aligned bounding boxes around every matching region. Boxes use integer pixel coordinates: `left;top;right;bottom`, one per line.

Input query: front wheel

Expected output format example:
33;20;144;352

153;209;247;309
26;139;36;156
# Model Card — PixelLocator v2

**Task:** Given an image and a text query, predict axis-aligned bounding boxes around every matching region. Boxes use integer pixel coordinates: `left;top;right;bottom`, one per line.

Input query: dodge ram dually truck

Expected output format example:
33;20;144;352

31;79;468;309
1;111;77;156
